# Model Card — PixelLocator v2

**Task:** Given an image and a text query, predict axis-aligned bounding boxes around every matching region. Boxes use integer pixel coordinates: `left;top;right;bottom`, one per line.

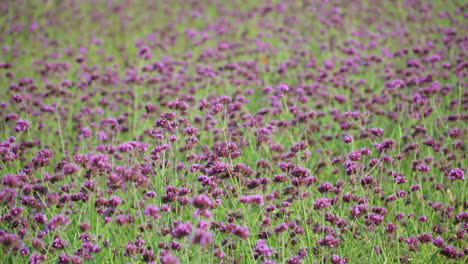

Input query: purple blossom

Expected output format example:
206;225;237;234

46;214;70;231
239;194;264;205
390;79;405;88
254;239;274;257
144;204;160;219
159;250;179;264
230;225;250;239
14;119;31;132
448;168;464;180
314;198;331;210
172;222;192;239
191;229;213;247
342;135;353;143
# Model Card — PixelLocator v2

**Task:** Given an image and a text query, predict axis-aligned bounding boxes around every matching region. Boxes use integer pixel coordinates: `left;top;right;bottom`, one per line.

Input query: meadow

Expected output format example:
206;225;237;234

0;0;466;263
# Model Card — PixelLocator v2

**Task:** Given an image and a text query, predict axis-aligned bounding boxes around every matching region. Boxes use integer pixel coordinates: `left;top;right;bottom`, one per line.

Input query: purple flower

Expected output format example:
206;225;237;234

29;253;46;264
277;83;290;93
331;254;348;264
417;215;427;222
317;182;333;193
0;232;21;247
52;235;68;249
191;229;213;247
314;198;331;210
432;236;445;248
117;142;134;152
417;233;432;243
160;250;179;264
369;128;384;137
318;235;341;248
214;249;226;259
144;204;160;219
440;245;458;259
192;194;212;209
390;79;405;88
348;151;361;161
46;214;70;231
416;163;430;172
404;236;419;251
365;213;384;226
32;148;54;168
138;46;152;60
63;163;79;175
11;94;24;103
210;103;224;114
14;119;31;132
230;225;250;239
342;135;353;143
239;194;264;205
172;222;192;239
448;168;464;180
254;239;274;257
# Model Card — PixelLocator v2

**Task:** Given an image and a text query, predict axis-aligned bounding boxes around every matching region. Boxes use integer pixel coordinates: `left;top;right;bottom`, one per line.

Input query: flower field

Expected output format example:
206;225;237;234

0;0;466;263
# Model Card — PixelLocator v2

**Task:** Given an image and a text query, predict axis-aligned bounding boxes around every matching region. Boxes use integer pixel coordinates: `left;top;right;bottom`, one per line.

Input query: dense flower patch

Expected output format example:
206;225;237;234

0;0;466;263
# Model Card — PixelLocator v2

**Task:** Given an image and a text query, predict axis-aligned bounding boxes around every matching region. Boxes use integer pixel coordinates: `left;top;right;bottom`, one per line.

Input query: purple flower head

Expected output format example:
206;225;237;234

314;198;331;210
144;204;160;219
331;254;348;264
254;239;274;257
348;151;361;161
214;249;226;259
230;225;250;239
277;83;290;93
390;79;405;88
417;163;430;172
263;86;274;94
365;213;384;226
192;194;212;210
432;236;445;247
440;245;459;259
0;232;22;248
318;235;341;248
448;128;463;138
210;103;224;115
287;255;302;264
318;181;333;193
29;253;46;264
369;128;384;137
191;229;213;247
448;168;464;180
46;214;70;231
360;147;372;155
417;233;432;243
11;94;24;103
172;222;192;239
262;260;279;264
417;215;428;222
14;119;31;132
342;135;353;143
52;235;68;249
32;148;54;168
239;194;264;205
138;46;152;60
160;250;180;264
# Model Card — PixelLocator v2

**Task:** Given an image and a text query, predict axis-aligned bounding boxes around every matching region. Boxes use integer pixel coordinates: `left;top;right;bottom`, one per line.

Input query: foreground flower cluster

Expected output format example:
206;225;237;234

0;0;466;263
